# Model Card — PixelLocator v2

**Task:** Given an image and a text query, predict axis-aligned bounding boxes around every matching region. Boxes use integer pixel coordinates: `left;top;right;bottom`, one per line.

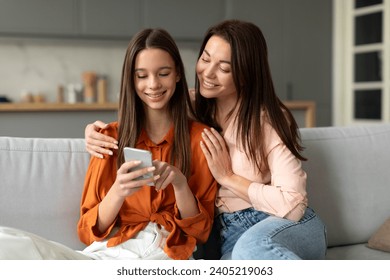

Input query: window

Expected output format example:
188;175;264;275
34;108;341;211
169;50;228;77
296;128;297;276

333;0;389;125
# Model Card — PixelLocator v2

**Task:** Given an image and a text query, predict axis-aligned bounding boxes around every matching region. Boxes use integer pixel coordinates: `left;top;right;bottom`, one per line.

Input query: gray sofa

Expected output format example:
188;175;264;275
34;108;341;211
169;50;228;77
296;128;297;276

1;124;390;259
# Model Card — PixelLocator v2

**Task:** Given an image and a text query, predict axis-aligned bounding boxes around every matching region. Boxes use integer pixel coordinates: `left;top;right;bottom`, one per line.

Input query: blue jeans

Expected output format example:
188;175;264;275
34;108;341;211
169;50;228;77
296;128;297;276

215;207;327;260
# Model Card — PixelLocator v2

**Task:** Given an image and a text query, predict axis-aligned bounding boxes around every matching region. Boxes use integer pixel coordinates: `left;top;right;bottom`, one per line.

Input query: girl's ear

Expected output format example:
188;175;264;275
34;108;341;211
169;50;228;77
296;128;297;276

176;74;181;82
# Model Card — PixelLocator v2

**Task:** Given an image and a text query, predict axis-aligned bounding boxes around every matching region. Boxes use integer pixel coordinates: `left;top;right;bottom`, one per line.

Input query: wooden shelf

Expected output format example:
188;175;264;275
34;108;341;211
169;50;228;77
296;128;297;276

0;102;118;112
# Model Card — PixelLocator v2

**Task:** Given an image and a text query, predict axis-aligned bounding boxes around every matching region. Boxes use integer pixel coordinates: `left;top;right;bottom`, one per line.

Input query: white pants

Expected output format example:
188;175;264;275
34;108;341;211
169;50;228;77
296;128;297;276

0;223;182;260
80;222;172;260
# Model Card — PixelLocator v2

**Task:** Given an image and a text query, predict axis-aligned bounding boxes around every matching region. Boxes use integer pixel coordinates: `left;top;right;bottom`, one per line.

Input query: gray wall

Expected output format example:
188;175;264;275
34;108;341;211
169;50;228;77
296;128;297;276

228;0;333;127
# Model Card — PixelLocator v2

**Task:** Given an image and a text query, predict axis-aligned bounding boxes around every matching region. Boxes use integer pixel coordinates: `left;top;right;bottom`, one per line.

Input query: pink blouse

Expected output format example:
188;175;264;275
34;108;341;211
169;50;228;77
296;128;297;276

215;112;308;221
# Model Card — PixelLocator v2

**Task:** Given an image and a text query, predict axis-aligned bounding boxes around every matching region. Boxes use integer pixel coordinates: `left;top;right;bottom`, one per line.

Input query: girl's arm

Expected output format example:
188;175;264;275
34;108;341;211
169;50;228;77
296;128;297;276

97;161;159;233
153;160;199;218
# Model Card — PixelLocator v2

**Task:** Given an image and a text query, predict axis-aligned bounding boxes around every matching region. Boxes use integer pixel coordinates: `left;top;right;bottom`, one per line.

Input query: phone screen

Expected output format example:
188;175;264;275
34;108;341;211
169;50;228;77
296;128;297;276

124;147;154;186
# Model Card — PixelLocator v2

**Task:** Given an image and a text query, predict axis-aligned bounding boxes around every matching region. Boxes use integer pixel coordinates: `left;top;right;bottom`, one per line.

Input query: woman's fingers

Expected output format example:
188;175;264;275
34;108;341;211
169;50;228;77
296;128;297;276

86;130;118;149
85;121;118;157
201;128;225;155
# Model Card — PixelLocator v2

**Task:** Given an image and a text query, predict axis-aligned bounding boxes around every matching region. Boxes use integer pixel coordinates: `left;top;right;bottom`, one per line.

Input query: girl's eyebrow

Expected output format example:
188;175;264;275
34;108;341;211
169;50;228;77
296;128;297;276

203;49;231;65
134;66;173;72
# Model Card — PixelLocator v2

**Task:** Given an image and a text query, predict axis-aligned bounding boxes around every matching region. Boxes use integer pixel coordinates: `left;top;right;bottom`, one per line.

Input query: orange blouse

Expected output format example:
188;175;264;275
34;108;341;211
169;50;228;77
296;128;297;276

77;121;217;260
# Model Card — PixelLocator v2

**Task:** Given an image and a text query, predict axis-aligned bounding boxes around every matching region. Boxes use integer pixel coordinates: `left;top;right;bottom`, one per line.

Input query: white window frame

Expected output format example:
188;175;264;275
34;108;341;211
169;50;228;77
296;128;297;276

333;0;390;126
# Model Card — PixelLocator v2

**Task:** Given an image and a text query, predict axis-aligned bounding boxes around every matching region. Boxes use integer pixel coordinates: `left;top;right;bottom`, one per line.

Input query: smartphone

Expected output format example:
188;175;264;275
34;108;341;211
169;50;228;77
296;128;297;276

124;147;154;186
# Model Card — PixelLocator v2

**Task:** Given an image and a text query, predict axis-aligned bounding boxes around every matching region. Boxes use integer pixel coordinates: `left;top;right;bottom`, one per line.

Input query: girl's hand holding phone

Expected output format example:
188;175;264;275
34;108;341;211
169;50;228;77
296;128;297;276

114;161;159;197
152;160;187;192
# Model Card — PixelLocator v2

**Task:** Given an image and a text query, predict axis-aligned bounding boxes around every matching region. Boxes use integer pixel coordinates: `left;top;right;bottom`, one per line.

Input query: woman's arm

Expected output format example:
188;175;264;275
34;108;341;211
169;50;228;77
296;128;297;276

200;128;252;202
200;127;307;221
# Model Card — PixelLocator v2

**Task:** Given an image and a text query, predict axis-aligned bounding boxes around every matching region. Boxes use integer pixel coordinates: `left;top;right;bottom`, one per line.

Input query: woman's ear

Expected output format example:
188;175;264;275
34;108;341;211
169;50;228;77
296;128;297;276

176;74;181;82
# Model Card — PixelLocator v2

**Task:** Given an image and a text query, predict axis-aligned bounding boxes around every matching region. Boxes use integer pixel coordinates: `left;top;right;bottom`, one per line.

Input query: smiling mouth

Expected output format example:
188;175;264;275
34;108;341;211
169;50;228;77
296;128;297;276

202;80;217;88
145;91;165;98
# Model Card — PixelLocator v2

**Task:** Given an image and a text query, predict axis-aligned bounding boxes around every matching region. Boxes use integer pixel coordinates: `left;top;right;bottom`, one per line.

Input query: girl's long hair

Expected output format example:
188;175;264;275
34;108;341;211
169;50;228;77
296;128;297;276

194;20;306;172
117;28;193;177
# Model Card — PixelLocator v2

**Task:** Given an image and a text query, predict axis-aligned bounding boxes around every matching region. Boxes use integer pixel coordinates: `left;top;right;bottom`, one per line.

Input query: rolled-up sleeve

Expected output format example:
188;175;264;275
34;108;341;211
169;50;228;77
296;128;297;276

173;136;218;244
77;154;118;245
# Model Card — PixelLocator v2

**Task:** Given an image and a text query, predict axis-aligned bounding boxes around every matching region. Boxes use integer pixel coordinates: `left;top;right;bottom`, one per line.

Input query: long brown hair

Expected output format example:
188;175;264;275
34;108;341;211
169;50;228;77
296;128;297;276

117;28;194;177
194;20;306;172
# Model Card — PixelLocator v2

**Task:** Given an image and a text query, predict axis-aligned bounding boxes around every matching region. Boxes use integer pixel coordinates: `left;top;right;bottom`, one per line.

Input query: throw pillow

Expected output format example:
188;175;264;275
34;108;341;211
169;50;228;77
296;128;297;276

367;217;390;252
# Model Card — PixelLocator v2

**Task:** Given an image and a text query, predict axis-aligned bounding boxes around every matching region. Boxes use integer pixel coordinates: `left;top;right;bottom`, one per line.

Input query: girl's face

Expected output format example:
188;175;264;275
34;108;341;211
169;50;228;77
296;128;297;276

196;35;237;101
134;48;180;112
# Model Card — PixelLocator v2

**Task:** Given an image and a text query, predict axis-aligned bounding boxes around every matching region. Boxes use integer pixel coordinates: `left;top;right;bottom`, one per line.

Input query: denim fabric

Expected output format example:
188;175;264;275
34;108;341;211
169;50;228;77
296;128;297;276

215;207;327;260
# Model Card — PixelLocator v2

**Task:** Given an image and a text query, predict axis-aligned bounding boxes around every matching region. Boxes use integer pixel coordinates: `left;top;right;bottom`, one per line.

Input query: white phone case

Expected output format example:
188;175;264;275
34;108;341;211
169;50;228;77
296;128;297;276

124;147;154;186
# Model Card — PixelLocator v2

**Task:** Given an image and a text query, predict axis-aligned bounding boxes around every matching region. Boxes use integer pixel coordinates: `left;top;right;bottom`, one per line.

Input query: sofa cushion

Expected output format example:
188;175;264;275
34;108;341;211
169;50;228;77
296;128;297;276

326;243;390;260
0;137;90;250
300;124;390;248
367;217;390;253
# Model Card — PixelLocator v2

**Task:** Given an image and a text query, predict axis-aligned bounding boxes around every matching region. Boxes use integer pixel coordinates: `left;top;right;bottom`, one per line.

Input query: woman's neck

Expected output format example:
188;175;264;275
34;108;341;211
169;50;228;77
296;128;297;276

215;95;238;132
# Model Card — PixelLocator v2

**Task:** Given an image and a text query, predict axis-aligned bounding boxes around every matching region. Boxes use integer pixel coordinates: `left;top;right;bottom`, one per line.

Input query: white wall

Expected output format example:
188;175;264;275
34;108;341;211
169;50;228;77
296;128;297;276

0;37;199;103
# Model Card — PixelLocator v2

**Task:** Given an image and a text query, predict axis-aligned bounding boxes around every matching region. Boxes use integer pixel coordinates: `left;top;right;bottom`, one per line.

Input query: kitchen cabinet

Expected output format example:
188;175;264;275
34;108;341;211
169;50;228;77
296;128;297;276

79;0;142;39
0;0;78;36
0;0;225;40
144;0;225;40
0;0;141;39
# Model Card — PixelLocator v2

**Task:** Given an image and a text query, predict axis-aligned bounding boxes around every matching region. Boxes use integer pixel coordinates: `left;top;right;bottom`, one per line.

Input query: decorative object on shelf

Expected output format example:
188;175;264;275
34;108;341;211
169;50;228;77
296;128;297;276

97;75;108;104
67;84;83;104
57;85;65;103
0;96;11;103
33;93;46;103
82;71;97;103
20;91;34;103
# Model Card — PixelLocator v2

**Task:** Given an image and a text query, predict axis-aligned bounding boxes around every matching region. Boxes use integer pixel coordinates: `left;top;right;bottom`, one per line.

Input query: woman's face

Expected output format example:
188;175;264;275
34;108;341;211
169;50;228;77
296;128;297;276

134;48;180;112
196;35;237;101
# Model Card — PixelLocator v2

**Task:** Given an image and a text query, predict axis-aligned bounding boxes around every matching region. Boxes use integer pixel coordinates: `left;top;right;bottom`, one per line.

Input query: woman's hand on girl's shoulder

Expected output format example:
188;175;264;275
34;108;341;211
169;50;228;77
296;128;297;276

200;127;234;185
85;120;118;158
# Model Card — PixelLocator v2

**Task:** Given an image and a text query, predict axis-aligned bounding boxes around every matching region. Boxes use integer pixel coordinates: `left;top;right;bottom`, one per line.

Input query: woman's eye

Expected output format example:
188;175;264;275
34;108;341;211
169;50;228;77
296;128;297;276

159;72;170;77
220;68;230;73
137;76;147;79
201;57;210;63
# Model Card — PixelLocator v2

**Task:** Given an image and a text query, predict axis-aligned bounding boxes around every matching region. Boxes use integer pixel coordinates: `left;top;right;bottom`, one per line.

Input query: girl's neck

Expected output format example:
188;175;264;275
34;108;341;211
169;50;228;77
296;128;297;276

144;110;172;144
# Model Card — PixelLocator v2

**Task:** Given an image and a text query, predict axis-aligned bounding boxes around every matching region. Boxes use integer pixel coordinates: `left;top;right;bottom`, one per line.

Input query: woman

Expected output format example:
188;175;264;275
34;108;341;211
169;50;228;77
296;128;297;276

84;20;327;260
0;28;217;260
